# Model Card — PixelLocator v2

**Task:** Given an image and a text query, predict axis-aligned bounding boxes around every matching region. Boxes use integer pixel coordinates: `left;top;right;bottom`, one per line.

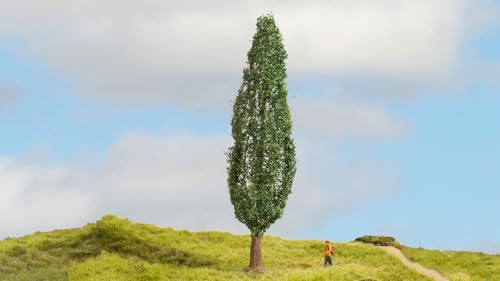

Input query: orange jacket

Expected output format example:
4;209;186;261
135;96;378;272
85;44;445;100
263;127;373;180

324;244;334;256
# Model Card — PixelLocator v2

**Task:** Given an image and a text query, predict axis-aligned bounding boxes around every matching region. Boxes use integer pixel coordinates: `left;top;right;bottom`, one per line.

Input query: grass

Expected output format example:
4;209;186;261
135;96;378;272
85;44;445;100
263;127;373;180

354;236;402;249
0;215;496;281
401;246;500;281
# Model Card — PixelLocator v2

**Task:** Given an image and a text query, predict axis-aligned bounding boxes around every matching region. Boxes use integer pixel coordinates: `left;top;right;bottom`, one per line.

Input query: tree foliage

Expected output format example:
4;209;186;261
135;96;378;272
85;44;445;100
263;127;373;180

227;14;296;237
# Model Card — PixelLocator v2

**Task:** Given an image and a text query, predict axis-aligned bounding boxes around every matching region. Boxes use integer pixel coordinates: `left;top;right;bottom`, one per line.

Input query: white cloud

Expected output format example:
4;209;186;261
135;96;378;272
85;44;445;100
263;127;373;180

280;0;463;78
0;80;22;111
0;158;90;237
271;138;399;236
85;132;243;232
1;0;419;235
291;97;410;140
466;0;500;34
0;130;399;239
0;0;464;108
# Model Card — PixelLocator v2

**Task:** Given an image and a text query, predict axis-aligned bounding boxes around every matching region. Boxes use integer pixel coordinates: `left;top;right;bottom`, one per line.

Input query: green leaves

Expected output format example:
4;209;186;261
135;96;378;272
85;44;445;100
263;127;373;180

227;15;296;237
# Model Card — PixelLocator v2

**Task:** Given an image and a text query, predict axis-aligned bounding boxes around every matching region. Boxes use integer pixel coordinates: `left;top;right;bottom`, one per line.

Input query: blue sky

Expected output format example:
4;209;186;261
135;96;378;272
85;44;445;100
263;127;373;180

0;0;499;254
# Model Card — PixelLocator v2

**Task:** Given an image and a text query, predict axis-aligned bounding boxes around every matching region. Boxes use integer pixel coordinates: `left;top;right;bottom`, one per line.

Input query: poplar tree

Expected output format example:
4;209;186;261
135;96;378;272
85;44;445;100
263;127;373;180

227;14;296;272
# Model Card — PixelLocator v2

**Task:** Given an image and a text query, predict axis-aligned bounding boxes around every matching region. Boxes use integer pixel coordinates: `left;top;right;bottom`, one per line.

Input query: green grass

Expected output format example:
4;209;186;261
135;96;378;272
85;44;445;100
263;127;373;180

0;215;495;281
354;235;402;249
401;246;500;281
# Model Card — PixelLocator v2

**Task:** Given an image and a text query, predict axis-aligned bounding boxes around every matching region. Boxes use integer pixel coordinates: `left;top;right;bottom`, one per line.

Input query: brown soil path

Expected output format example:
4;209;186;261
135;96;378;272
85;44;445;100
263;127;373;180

380;246;449;281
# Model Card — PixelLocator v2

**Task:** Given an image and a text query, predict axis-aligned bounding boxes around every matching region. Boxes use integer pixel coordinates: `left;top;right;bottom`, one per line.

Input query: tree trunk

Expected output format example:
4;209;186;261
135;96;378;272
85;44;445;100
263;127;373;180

247;235;265;272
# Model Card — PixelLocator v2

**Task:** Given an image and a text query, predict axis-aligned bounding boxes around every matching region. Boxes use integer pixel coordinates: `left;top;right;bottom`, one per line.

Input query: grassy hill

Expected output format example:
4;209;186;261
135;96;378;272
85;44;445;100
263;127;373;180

401;247;500;281
0;215;498;281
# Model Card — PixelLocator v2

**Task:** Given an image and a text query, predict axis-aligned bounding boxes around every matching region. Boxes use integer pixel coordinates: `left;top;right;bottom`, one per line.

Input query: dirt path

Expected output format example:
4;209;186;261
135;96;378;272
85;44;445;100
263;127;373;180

380;246;448;281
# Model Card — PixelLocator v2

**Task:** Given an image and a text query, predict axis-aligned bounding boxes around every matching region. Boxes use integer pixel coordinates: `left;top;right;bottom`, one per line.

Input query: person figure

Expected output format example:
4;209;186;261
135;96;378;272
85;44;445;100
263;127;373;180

323;240;335;267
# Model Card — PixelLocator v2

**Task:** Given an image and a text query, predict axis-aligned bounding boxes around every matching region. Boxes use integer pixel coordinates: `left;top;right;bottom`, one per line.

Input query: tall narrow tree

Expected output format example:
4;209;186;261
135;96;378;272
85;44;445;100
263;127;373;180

227;14;296;272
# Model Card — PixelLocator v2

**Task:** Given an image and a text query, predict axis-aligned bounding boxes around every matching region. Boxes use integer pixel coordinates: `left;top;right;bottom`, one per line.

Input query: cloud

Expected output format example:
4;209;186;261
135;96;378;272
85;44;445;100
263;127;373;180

0;80;22;111
0;133;244;238
0;158;90;237
0;0;464;108
466;0;500;35
0;0;419;236
291;97;410;140
0;130;399;239
84;132;243;232
271;138;400;235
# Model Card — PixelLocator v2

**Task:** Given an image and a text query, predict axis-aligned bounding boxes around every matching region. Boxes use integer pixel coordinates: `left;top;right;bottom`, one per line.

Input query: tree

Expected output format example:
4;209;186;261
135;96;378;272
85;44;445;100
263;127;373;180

227;14;297;273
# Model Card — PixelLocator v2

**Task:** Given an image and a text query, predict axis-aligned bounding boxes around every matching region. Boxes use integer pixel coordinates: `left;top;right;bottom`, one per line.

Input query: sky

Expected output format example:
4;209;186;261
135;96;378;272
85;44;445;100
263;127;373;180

0;0;499;254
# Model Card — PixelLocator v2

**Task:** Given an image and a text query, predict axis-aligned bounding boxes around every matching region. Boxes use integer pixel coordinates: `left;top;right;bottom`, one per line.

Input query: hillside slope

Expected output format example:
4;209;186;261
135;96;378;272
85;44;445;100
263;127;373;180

401;246;500;281
0;215;497;281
